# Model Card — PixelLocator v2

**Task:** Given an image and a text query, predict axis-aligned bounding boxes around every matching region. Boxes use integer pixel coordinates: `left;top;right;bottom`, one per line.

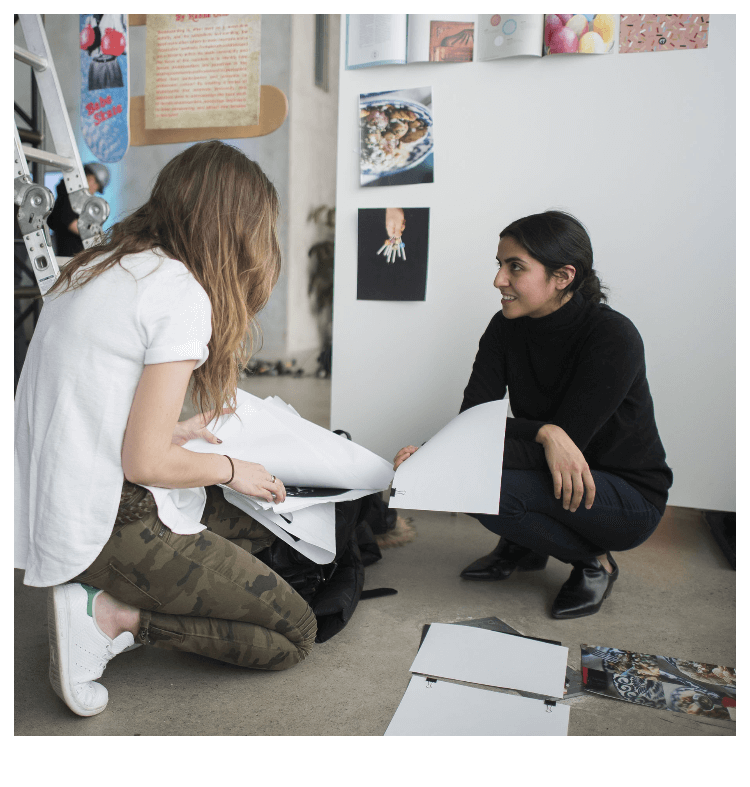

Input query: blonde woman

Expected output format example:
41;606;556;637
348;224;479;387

15;141;316;717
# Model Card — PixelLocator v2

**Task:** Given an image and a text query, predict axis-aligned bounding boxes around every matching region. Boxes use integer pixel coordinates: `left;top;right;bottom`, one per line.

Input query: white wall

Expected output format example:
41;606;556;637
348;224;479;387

331;15;736;512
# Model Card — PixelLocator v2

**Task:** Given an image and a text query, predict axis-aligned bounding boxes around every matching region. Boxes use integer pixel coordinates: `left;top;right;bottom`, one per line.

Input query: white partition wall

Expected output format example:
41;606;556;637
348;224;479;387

331;15;735;512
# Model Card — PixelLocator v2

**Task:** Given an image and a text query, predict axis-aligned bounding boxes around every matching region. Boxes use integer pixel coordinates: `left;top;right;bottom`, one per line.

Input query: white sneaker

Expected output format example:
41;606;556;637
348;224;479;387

48;583;135;717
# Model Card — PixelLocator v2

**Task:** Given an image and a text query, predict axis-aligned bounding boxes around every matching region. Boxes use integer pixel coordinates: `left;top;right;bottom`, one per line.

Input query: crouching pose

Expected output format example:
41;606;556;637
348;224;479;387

15;141;316;717
395;211;672;619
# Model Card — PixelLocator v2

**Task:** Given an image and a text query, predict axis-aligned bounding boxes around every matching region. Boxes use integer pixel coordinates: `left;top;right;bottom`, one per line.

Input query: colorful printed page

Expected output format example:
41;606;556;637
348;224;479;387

475;14;545;60
345;14;408;69
405;14;476;63
544;14;619;54
478;14;620;58
581;645;736;721
619;15;710;53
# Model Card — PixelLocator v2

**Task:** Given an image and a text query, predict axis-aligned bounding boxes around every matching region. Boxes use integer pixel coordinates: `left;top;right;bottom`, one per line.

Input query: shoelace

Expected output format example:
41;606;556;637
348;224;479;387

94;643;118;674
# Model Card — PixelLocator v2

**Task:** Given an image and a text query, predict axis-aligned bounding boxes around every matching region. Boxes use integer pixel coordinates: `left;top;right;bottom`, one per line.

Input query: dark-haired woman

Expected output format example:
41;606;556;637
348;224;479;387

15;141;316;717
394;211;672;619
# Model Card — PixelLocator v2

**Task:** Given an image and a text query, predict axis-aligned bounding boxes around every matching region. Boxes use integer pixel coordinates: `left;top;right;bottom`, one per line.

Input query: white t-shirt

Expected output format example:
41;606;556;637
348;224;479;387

15;249;213;587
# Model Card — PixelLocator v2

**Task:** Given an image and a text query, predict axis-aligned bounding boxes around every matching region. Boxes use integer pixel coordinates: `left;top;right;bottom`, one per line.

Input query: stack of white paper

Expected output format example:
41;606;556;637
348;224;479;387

185;389;394;493
181;389;394;563
385;623;570;736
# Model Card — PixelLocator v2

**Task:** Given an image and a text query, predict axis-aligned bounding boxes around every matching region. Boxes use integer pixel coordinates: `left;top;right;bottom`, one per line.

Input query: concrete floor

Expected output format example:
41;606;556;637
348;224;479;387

15;377;735;736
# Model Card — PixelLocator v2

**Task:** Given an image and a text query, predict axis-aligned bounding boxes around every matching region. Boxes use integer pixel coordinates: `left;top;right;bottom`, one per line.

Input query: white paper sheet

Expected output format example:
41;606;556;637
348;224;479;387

222;486;337;564
409;623;568;699
389;399;507;514
385;675;570;736
184;390;394;493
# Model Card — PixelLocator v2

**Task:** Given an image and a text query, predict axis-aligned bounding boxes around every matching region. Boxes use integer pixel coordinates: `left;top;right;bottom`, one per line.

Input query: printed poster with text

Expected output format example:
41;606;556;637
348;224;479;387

145;14;260;130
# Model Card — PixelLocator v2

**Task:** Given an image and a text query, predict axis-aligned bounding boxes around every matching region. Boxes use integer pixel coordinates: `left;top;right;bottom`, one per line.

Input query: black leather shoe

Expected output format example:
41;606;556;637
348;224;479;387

460;538;549;581
551;553;618;619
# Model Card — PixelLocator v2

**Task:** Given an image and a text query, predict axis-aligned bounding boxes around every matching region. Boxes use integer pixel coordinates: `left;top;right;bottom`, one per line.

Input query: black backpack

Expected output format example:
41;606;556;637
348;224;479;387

255;493;396;643
255;430;398;643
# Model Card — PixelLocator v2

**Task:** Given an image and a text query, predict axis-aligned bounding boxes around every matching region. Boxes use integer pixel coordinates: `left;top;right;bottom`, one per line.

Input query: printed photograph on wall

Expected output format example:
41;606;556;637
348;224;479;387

359;87;434;187
429;21;474;62
619;15;710;53
581;645;736;721
357;208;430;301
544;15;619;54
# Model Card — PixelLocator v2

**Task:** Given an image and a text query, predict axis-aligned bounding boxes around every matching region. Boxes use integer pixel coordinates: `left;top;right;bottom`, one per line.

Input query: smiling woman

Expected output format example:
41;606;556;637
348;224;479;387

495;210;607;319
494;235;576;319
394;210;673;620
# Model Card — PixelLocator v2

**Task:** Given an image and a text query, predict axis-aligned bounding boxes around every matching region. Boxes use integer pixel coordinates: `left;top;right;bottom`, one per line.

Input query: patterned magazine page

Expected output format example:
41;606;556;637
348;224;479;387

581;645;735;721
619;15;710;54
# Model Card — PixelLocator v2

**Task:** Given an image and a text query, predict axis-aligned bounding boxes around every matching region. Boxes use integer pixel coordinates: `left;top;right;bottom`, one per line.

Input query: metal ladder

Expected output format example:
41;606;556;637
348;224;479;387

14;13;110;298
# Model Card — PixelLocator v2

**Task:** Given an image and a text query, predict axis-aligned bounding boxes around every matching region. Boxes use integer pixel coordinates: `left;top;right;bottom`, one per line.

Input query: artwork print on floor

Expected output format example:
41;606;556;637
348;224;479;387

581;644;735;721
357;208;429;301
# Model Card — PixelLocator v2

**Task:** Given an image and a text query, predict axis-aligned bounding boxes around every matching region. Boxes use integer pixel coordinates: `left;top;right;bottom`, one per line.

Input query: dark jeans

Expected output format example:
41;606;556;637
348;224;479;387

476;470;662;563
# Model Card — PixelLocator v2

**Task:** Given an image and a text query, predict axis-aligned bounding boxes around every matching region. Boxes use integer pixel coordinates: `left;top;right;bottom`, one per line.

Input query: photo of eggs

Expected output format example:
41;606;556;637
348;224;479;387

544;14;618;55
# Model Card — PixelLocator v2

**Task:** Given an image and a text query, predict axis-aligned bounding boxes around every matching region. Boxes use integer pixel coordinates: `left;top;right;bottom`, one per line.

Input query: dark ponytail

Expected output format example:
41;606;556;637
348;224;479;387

578;269;607;304
499;210;608;304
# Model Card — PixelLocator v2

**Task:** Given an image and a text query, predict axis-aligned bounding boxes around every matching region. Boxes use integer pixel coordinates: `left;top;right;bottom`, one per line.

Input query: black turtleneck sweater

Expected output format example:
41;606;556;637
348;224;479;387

460;291;673;514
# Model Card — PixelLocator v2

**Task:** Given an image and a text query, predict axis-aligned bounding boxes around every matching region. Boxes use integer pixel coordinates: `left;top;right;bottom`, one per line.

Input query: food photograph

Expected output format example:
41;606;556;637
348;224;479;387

359;86;434;187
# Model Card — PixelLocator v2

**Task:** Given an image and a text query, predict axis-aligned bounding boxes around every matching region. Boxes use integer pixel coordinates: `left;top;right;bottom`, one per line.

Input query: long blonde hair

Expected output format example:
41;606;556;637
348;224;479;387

48;140;281;420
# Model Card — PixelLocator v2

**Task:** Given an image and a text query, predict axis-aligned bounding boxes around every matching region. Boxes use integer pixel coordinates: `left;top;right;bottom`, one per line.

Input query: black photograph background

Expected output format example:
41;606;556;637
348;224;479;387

357;207;430;301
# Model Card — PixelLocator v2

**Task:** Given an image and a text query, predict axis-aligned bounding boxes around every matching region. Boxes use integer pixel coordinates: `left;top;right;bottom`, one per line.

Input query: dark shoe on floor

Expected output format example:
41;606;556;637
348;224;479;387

460;538;549;581
551;553;618;619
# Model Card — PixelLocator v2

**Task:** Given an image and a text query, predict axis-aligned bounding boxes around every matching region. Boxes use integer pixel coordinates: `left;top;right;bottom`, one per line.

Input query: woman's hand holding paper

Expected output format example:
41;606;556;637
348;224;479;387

393;445;420;470
172;409;234;447
227;459;286;503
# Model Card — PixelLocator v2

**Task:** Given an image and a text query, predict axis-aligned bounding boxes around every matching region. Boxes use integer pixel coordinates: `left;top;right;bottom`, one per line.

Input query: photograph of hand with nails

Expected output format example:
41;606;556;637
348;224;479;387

357;207;429;301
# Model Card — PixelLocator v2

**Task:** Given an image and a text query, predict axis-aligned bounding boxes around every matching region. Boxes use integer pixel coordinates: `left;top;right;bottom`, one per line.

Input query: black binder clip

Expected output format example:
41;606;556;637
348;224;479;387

544;699;556;713
389;488;405;498
425;678;437;689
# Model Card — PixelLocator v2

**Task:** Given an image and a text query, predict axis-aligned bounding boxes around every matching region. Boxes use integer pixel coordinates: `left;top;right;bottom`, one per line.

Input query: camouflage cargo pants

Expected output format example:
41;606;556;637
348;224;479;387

72;482;317;671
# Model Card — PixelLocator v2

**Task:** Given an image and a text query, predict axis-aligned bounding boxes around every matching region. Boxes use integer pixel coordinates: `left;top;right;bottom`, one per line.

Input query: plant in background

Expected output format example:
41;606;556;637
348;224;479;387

307;205;335;377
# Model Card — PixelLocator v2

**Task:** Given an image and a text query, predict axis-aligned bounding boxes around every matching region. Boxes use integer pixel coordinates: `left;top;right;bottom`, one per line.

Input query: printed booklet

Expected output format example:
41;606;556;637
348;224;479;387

345;14;620;69
581;644;736;721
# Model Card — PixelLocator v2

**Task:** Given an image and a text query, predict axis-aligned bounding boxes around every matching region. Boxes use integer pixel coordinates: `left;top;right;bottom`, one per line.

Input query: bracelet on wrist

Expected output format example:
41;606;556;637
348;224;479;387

223;455;235;485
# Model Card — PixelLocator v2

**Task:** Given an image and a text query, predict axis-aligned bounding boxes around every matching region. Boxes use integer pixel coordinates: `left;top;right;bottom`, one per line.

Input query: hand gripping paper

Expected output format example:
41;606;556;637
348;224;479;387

390;399;508;514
